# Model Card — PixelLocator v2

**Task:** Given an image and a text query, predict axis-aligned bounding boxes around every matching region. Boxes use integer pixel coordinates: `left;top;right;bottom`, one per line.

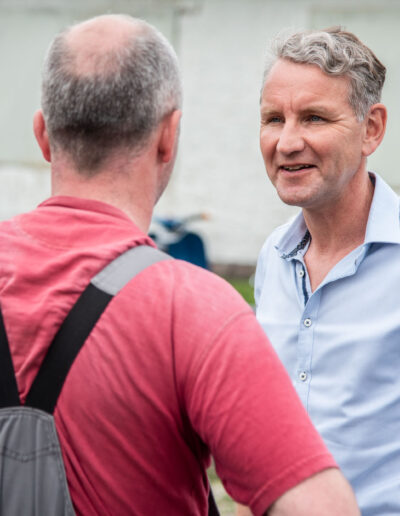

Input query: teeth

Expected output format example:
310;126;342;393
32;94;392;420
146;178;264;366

283;165;312;171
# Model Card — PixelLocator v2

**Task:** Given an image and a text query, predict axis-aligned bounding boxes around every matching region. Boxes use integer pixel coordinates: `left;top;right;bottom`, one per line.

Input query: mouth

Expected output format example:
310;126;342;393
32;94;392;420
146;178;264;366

280;164;315;172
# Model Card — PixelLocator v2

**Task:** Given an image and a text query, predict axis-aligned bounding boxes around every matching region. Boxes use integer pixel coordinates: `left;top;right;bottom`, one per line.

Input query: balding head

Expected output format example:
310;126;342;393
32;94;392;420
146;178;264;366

65;15;141;76
41;14;182;173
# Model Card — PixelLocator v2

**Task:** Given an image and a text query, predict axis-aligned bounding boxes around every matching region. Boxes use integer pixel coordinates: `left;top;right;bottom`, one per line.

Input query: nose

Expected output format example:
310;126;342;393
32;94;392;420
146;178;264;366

276;122;305;155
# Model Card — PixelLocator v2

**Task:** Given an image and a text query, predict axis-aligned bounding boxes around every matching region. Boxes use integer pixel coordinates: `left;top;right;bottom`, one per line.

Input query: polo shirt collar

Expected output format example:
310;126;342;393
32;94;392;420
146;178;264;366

275;172;400;259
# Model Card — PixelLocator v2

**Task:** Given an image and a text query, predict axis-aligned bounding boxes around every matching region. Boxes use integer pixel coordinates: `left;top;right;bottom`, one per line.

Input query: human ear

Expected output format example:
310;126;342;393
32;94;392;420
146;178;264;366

362;103;387;157
158;109;182;163
33;110;51;162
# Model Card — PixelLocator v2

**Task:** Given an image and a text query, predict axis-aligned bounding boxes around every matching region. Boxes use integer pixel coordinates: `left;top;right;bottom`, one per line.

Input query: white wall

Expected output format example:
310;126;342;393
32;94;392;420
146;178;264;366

1;0;399;266
0;0;190;218
156;0;400;266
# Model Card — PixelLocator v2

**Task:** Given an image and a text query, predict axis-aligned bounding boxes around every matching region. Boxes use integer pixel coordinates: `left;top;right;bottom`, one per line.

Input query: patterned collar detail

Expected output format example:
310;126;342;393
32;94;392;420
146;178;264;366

281;230;311;259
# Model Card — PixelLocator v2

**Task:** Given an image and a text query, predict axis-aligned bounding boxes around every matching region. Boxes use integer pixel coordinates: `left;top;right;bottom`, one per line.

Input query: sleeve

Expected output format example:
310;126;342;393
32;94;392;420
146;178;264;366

172;266;336;515
254;240;267;309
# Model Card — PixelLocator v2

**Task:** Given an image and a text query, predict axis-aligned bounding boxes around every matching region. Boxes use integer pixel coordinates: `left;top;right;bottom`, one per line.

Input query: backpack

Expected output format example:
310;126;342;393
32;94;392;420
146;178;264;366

0;245;170;515
0;245;220;515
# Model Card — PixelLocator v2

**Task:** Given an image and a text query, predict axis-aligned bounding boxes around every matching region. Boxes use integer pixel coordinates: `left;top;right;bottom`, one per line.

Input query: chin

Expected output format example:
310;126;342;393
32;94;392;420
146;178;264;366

277;190;309;207
276;182;324;208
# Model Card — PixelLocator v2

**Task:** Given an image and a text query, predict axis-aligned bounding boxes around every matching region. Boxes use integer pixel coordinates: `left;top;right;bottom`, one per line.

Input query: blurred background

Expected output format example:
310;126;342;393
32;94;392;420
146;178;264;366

1;0;399;280
1;0;399;513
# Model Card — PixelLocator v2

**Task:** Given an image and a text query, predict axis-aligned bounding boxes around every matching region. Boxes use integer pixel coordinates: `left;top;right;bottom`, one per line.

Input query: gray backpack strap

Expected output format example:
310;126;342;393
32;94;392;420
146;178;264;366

25;245;171;414
92;245;171;295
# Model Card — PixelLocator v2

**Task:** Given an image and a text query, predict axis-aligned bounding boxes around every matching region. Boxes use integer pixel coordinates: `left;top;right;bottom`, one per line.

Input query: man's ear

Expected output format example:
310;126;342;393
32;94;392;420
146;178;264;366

33;110;51;162
362;103;387;157
158;109;182;163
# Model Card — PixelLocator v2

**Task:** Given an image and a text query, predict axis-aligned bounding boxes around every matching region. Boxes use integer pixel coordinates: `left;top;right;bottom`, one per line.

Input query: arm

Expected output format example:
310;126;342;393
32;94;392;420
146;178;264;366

236;469;359;516
236;504;252;516
267;468;359;516
174;265;354;515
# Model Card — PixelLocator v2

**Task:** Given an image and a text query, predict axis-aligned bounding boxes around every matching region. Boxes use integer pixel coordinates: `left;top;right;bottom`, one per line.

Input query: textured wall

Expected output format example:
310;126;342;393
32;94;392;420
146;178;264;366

0;0;399;266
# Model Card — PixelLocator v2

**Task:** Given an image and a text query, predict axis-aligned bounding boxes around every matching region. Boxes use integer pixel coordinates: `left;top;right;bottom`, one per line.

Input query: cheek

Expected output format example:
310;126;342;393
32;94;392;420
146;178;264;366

329;137;361;167
259;132;275;162
307;137;338;168
315;130;360;160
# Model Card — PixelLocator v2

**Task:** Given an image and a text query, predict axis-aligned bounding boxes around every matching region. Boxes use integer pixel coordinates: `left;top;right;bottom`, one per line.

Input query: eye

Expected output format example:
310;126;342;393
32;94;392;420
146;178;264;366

308;114;324;122
262;115;283;124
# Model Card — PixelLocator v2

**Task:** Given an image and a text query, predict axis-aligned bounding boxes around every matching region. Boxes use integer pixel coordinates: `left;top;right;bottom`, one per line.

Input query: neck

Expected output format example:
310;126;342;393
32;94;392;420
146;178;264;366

302;171;374;292
51;153;157;233
303;172;374;255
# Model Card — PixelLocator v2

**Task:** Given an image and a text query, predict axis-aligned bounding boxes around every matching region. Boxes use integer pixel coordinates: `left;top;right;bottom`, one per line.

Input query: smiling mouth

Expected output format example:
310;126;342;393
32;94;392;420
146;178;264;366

281;164;314;172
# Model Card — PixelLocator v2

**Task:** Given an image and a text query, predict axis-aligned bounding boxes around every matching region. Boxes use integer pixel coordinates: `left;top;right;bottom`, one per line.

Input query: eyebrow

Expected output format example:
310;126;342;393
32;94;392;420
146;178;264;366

260;105;335;118
260;108;281;118
301;105;333;116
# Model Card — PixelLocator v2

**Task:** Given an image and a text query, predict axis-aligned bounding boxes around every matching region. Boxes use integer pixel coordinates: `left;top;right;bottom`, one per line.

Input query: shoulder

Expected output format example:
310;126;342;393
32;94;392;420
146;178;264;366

168;259;251;314
124;256;252;321
256;220;292;278
258;219;293;258
255;220;296;306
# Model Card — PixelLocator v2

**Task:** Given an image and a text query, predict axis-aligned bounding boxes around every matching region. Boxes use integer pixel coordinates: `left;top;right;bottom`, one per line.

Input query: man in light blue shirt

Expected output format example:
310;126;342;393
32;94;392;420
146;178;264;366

255;28;399;515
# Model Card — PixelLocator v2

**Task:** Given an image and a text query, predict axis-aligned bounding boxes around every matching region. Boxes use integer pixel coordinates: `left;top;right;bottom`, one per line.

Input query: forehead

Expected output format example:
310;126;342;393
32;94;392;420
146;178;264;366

261;59;351;110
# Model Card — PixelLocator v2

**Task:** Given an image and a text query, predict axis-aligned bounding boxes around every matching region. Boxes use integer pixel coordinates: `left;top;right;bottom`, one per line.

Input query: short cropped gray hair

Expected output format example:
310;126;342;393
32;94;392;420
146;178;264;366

263;27;386;120
42;15;182;173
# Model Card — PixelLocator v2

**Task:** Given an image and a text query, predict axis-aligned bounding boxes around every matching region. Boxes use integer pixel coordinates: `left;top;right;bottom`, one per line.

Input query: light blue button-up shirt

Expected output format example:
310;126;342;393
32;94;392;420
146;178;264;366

255;173;400;516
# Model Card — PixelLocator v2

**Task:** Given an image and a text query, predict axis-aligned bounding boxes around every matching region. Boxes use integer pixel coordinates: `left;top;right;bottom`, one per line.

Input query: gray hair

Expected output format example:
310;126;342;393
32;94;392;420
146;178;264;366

262;27;386;120
41;15;182;173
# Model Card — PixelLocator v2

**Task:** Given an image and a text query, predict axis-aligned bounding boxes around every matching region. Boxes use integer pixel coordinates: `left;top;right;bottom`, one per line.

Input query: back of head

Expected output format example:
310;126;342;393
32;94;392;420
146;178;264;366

42;14;182;174
263;27;386;120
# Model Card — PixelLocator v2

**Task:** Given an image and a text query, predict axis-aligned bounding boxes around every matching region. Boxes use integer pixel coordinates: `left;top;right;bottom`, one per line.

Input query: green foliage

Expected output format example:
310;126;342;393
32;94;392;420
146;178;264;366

208;463;235;515
226;277;255;306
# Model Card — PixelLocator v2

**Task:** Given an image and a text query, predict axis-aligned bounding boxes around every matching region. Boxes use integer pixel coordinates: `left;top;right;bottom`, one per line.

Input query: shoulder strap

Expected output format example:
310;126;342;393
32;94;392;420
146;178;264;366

0;310;21;408
1;245;170;414
26;245;170;413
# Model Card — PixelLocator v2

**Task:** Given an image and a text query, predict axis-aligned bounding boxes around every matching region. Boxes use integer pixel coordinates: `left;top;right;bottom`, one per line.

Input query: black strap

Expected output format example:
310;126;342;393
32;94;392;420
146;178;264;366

0;309;20;408
0;245;169;413
26;246;171;413
208;488;220;516
25;284;112;413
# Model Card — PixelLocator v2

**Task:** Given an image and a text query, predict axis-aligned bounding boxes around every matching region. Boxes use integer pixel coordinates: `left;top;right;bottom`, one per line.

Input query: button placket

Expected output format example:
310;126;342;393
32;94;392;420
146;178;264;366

299;371;308;382
296;290;321;402
294;260;309;306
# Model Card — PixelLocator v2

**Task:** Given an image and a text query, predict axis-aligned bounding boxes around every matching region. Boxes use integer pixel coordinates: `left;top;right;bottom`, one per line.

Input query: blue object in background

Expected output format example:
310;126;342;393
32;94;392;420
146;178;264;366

149;214;210;270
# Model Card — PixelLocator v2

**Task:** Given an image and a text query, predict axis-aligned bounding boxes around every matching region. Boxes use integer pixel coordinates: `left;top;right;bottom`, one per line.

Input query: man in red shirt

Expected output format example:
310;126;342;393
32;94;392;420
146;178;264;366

1;13;359;515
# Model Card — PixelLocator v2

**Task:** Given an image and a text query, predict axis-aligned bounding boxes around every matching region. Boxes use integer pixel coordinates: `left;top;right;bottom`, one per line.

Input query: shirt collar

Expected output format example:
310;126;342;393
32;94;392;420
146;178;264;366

364;172;400;245
275;212;310;260
275;172;400;259
39;195;134;224
24;195;155;250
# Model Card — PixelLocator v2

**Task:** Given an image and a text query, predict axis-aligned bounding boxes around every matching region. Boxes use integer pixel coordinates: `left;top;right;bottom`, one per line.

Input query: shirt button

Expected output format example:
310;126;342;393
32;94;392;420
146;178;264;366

299;371;308;382
298;269;305;278
304;318;312;327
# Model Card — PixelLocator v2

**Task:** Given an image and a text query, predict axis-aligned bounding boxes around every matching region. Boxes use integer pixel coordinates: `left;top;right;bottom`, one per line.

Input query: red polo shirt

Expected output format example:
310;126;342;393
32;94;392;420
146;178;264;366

0;196;335;515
